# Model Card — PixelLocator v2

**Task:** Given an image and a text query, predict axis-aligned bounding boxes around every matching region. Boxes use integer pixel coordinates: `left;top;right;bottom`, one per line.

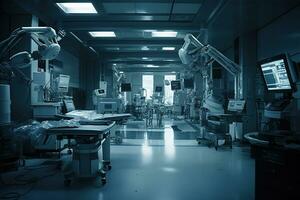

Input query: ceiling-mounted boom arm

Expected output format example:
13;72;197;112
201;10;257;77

21;27;61;60
179;34;242;99
0;27;61;83
179;34;241;75
113;66;125;82
1;27;61;62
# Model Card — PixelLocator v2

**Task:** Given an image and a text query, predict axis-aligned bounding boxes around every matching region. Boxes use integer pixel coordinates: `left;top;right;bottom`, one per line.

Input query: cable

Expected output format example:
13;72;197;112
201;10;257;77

0;28;22;48
0;33;25;62
0;162;59;200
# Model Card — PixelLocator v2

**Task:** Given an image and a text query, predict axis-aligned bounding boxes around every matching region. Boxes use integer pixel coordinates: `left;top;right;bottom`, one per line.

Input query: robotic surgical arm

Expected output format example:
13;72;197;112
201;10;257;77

179;34;242;99
0;27;61;83
22;27;61;60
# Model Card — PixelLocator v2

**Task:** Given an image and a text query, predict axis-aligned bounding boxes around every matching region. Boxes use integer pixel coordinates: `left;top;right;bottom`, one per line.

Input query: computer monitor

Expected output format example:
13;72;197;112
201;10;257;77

97;102;117;114
121;83;132;92
155;86;163;92
171;80;181;91
258;54;293;92
57;74;70;93
63;99;75;113
184;78;194;89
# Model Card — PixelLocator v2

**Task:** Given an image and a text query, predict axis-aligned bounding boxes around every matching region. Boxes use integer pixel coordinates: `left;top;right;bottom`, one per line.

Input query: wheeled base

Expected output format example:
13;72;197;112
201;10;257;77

205;132;233;150
210;133;232;150
103;160;112;171
64;169;107;186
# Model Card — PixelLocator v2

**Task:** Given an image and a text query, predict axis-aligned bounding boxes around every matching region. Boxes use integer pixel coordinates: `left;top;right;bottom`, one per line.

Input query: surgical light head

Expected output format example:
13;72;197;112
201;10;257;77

24;27;61;60
178;39;193;65
1;27;61;62
178;34;204;65
0;26;62;84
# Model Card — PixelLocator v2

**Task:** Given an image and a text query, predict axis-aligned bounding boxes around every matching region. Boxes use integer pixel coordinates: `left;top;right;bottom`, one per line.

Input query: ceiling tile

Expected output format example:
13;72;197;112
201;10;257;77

173;3;201;14
103;3;135;13
103;2;172;14
135;3;171;14
170;14;195;22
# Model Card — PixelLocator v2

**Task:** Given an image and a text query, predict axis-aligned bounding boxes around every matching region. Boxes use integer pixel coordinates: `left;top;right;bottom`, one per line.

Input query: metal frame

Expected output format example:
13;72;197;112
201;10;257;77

179;34;242;99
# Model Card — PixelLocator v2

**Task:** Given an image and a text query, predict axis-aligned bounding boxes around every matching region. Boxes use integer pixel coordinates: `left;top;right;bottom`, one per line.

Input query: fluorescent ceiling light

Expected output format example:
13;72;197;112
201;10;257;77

142;57;148;60
147;64;158;67
141;46;149;51
162;47;175;51
152;31;177;37
89;31;116;37
107;47;120;50
56;2;97;14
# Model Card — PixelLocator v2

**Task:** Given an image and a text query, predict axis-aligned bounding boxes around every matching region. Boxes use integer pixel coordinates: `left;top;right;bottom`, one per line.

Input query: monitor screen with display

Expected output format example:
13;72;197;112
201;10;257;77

171;80;181;91
155;86;163;92
259;55;293;92
121;83;132;92
184;78;194;89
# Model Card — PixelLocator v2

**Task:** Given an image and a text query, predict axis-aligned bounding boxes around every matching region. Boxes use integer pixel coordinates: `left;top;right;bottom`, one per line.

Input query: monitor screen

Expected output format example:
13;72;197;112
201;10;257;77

259;55;292;91
171;80;181;91
104;103;113;109
63;99;75;113
184;78;194;89
155;86;163;92
97;89;105;94
58;75;70;88
121;83;132;92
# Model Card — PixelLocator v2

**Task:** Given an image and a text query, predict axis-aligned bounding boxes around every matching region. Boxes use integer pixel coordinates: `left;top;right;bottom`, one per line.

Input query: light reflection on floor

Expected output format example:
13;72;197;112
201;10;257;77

141;132;153;164
114;119;199;145
164;127;175;160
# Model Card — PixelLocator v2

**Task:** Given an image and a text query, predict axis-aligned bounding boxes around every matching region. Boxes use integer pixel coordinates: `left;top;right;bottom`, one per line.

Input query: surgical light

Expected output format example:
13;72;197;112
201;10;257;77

56;2;97;14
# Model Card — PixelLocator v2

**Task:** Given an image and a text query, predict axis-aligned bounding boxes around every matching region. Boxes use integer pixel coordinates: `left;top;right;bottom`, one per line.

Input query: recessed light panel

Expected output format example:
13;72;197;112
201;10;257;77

56;2;97;14
141;46;150;51
147;64;158;67
152;31;177;37
89;31;116;37
162;47;175;51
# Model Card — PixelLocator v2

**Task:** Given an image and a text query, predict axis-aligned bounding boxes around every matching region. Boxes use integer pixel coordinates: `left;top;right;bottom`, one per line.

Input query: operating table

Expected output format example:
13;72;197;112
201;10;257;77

61;110;132;144
46;121;115;186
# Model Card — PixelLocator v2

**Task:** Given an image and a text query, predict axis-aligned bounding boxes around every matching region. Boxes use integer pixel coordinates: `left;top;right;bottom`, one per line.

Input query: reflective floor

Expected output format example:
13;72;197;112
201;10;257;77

115;118;199;145
0;119;255;200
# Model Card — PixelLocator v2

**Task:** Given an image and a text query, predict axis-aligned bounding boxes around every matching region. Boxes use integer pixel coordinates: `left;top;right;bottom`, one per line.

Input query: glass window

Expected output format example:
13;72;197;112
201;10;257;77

164;75;176;105
142;75;154;100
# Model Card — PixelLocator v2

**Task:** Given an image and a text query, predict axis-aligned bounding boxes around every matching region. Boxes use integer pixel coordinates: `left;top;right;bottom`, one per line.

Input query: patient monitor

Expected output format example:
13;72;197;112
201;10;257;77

56;74;70;93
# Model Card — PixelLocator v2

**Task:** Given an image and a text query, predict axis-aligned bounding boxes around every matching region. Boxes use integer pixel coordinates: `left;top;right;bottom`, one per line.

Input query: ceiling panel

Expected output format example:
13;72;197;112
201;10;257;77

103;2;172;14
135;3;171;14
62;15;170;21
8;0;215;69
208;0;300;50
172;3;201;14
103;3;135;14
170;14;195;22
